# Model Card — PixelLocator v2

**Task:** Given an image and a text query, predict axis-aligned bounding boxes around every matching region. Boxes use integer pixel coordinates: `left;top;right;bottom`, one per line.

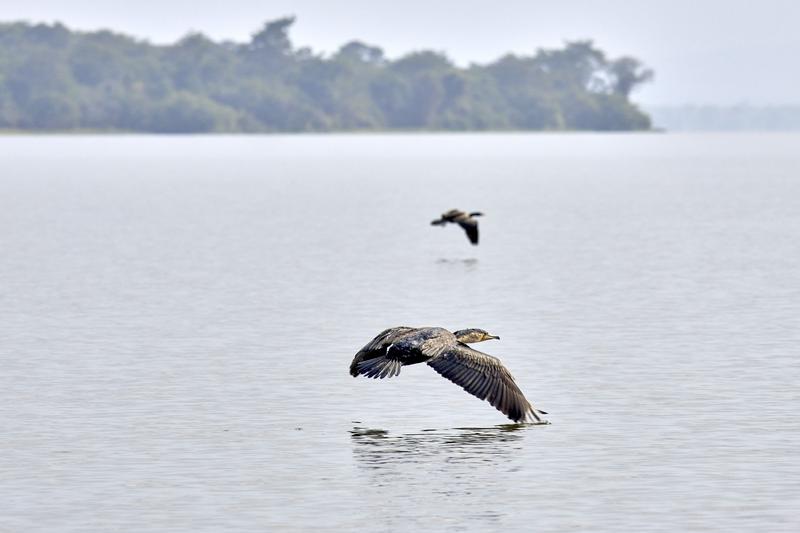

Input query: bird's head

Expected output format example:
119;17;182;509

454;328;500;343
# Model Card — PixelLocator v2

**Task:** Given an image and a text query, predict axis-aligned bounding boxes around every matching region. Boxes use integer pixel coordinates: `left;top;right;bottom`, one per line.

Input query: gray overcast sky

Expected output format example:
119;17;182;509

4;0;799;106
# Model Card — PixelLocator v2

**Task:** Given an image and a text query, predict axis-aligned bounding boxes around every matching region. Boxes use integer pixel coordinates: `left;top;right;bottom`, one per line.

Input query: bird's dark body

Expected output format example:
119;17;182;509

438;210;463;223
390;327;452;364
388;344;431;366
349;327;450;375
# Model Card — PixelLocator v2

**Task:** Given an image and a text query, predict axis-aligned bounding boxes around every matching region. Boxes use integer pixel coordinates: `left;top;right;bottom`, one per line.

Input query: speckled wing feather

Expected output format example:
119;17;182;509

427;344;542;422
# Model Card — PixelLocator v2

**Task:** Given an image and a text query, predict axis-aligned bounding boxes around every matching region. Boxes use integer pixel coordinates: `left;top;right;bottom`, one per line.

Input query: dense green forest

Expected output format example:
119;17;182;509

0;18;654;132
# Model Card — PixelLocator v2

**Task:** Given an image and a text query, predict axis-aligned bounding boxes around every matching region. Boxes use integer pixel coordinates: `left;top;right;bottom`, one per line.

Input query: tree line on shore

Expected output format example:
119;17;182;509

0;18;654;132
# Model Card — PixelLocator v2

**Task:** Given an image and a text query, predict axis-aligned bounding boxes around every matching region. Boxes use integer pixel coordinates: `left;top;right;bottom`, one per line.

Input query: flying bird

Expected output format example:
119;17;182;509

350;326;547;423
431;209;483;245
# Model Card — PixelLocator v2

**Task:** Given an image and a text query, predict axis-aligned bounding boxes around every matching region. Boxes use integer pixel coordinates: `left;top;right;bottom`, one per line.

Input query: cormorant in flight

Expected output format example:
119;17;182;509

350;326;547;423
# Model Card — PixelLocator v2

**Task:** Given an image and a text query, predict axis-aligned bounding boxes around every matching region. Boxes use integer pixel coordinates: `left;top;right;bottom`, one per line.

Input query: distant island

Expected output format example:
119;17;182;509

0;18;654;133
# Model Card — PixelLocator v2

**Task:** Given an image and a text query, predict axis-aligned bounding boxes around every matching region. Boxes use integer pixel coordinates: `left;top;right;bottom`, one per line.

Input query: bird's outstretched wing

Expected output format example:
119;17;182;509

350;327;415;378
457;219;479;245
427;344;543;422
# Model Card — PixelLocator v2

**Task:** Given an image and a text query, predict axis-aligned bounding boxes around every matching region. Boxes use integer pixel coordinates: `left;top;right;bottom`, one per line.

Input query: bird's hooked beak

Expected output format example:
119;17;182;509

484;333;500;341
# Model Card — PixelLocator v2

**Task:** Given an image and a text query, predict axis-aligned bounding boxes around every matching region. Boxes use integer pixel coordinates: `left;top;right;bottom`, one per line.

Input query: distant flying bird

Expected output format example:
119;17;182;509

350;327;547;423
431;209;483;245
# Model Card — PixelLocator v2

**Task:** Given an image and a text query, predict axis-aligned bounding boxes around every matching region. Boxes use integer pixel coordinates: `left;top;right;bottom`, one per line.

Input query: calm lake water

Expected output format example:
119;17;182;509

1;133;798;532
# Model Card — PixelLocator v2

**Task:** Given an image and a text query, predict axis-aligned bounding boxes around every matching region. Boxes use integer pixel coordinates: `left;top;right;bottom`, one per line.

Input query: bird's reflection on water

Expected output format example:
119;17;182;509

349;426;532;526
349;424;527;469
436;258;479;269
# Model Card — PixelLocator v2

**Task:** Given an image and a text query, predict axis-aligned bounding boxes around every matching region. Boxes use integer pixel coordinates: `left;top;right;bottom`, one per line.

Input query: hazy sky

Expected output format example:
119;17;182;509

4;0;799;106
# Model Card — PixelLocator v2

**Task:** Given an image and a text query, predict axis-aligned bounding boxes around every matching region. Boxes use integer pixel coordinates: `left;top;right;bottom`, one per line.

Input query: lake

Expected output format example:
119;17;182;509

1;133;798;532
